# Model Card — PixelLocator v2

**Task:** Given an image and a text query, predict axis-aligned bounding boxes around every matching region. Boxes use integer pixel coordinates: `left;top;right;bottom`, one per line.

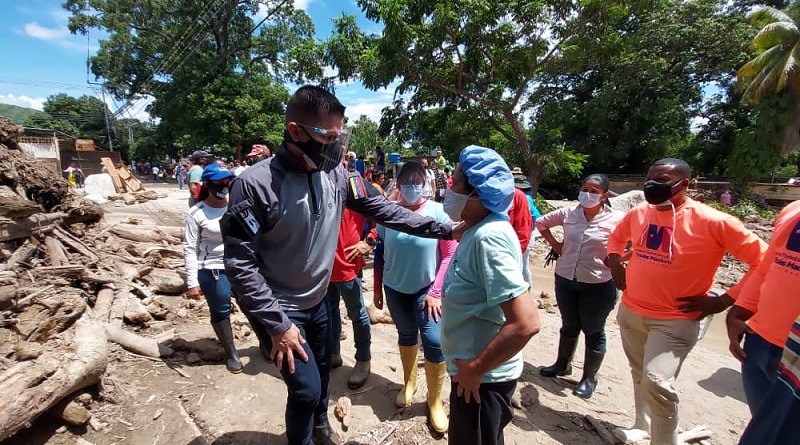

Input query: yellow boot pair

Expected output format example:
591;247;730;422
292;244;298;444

396;345;449;433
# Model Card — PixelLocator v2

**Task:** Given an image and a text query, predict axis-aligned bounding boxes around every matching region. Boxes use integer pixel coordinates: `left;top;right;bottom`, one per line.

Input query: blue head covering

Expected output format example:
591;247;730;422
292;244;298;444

459;145;514;219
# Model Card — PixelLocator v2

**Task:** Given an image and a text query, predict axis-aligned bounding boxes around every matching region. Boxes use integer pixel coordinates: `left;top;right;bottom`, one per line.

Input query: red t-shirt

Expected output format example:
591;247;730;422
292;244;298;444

507;188;533;252
331;208;377;282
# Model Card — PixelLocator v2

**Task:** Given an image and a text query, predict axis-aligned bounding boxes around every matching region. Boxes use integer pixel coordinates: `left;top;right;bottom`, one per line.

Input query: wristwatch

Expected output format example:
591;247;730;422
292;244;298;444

365;236;378;248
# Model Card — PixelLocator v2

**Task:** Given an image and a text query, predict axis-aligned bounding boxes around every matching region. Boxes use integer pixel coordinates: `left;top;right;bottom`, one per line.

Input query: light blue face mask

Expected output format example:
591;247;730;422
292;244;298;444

400;184;424;204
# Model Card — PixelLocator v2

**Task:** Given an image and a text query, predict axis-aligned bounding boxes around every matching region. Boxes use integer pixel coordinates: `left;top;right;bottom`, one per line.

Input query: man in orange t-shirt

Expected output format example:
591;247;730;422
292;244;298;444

726;200;800;415
606;158;767;445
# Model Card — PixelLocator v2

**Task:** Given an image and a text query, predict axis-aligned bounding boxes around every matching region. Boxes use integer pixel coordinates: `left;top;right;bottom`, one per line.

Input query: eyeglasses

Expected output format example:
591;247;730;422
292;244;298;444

297;123;342;144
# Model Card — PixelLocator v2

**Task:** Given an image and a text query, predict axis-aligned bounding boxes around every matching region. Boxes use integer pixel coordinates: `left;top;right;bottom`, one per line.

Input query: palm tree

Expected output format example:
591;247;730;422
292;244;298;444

737;4;800;154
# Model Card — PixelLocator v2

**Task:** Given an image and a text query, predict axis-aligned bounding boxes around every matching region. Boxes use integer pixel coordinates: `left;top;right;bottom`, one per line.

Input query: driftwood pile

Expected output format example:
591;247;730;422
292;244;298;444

0;122;198;441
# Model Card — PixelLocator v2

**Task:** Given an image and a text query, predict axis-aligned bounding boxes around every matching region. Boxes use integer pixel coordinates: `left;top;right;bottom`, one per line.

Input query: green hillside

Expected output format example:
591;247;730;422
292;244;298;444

0;103;38;125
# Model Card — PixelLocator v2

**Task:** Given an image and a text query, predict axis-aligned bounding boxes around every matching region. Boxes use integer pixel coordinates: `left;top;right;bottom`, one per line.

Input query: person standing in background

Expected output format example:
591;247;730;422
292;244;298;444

514;178;542;286
187;150;212;207
376;146;385;172
184;164;242;373
535;174;623;399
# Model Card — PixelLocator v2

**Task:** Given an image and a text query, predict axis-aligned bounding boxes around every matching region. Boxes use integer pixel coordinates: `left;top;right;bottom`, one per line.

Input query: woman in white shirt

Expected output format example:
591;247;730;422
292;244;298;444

535;174;623;399
183;164;242;373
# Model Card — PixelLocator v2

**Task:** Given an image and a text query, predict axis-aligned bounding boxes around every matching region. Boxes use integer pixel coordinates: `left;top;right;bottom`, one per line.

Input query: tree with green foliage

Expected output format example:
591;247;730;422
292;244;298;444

737;3;800;155
64;0;322;157
24;93;111;147
325;0;613;193
531;0;753;180
347;115;381;159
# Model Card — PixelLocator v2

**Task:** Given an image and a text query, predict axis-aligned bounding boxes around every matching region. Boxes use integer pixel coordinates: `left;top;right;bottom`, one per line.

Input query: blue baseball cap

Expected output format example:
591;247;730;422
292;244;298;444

201;164;235;181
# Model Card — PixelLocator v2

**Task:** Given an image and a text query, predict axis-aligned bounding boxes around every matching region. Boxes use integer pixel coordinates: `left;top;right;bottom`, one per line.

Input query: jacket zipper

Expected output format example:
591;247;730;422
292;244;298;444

307;173;320;216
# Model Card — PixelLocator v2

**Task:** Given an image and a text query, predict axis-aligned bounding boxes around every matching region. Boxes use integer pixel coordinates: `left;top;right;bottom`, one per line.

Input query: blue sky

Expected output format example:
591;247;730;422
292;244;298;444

0;0;394;123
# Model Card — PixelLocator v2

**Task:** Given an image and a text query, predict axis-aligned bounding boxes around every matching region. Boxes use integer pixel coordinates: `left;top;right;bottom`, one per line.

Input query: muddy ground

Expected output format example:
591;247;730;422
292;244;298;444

4;184;753;445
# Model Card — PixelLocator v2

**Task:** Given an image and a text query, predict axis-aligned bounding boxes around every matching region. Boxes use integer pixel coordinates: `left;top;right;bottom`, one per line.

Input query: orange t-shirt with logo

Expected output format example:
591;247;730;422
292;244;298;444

734;200;800;347
607;198;767;320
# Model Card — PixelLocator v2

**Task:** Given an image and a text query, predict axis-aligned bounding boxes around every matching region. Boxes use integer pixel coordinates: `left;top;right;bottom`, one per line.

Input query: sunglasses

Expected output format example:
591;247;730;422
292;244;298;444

297;123;342;144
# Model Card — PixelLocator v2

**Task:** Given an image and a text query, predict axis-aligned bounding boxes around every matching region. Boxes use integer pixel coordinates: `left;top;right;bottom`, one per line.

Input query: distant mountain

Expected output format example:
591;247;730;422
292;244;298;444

0;103;39;125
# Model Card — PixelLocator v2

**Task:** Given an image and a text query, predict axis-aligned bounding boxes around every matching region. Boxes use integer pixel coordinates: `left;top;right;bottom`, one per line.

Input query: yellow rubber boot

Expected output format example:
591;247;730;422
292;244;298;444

395;344;419;407
424;360;449;433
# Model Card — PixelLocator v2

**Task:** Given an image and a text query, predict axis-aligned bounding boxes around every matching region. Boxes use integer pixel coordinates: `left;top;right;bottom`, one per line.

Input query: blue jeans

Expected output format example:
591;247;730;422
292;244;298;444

327;277;371;361
177;174;185;189
197;269;231;323
385;284;444;363
554;274;617;353
262;299;333;445
742;331;783;414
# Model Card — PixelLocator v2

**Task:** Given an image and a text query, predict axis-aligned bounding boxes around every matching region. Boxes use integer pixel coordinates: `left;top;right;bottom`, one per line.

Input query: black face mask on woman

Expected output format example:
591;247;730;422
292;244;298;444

285;129;343;172
643;179;682;205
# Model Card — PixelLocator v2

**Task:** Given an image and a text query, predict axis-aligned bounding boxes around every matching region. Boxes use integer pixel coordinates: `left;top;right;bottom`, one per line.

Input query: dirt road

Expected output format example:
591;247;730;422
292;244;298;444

6;184;751;445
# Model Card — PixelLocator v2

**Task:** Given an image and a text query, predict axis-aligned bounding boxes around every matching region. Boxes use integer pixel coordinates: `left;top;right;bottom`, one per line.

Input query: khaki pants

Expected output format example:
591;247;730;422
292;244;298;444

617;304;700;445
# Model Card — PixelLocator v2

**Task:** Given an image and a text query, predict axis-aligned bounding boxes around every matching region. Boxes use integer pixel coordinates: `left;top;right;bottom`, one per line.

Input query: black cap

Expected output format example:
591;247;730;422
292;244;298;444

190;150;212;160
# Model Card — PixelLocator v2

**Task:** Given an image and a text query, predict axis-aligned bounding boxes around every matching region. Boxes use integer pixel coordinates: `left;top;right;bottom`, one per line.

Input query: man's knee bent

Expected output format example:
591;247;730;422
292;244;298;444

642;372;679;417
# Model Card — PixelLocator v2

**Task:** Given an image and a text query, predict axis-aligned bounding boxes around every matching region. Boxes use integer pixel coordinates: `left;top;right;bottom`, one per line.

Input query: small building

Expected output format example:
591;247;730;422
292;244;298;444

19;127;121;177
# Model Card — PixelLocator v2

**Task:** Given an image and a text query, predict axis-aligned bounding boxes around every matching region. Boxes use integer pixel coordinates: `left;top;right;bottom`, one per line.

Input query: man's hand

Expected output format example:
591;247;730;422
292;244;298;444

186;286;202;300
552;241;564;255
270;324;308;374
420;294;442;322
451;221;469;241
374;287;384;310
452;359;482;404
344;241;371;262
677;294;732;318
726;306;754;362
607;255;627;291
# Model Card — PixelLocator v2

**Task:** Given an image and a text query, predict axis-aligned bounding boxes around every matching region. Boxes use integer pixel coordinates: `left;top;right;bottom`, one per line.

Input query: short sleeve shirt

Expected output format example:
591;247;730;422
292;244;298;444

441;214;529;383
188;165;204;184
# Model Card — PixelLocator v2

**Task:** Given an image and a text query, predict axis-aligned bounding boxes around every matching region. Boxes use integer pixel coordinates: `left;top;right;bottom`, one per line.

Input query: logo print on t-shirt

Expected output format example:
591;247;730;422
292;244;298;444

645;224;673;253
787;219;800;253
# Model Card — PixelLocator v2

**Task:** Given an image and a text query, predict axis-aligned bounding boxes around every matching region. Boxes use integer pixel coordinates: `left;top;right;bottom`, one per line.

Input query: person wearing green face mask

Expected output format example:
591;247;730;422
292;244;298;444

373;161;458;434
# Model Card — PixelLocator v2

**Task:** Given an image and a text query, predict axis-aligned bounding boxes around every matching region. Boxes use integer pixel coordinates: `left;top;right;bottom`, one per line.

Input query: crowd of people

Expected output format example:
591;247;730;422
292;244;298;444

178;85;800;445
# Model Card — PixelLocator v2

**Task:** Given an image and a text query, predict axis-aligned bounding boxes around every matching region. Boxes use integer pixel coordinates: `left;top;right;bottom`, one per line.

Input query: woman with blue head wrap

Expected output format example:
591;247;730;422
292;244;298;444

439;145;541;445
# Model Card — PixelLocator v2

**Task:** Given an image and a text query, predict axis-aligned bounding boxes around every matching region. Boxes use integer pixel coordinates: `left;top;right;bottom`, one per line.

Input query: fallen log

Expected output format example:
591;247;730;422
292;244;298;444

0;213;66;242
110;225;181;244
53;227;98;261
104;324;173;358
93;288;115;322
0;187;42;219
0;314;108;441
0;237;39;271
44;236;69;267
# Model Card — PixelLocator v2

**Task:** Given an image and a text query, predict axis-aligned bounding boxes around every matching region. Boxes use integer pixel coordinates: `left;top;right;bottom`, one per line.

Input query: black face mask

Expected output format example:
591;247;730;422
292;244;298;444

286;128;343;172
207;183;229;199
643;179;682;205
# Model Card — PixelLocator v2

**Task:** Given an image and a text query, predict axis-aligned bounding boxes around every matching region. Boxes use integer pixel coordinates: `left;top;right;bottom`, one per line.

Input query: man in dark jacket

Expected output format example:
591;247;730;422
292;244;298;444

221;85;453;445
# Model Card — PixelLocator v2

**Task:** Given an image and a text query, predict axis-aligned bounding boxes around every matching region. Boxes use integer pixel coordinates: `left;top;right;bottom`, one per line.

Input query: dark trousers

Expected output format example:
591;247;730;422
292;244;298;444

554;274;617;352
262;299;333;445
741;331;784;414
448;380;516;445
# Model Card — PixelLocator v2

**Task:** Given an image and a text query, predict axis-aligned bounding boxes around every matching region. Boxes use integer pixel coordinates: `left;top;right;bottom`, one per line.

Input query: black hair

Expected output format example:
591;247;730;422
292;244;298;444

286;85;346;124
652;158;692;179
582;173;611;207
581;173;610;192
397;161;426;184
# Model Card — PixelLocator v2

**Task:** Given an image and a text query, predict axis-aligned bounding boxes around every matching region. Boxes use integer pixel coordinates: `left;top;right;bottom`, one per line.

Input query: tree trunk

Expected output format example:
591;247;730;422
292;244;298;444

501;108;541;194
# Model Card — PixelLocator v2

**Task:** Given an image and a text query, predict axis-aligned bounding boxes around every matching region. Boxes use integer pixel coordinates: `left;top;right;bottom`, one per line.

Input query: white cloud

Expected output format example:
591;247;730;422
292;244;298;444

0;93;46;110
23;21;69;41
345;100;386;124
256;0;312;21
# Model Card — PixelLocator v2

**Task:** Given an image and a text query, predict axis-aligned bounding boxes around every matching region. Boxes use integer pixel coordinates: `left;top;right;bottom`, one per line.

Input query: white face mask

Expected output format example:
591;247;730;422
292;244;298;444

578;191;602;208
443;189;469;221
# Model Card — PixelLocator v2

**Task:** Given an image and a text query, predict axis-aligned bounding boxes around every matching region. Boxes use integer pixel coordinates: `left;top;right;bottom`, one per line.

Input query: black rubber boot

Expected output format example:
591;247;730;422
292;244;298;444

540;335;578;377
573;350;604;399
211;318;244;374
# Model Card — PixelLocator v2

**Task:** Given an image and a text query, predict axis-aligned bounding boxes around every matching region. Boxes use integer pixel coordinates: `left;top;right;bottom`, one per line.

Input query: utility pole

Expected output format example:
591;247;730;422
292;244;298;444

100;85;114;152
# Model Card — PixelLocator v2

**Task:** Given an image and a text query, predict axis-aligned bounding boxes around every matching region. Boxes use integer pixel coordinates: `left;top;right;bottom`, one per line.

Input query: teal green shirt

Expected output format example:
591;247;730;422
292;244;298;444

377;200;450;293
441;214;529;382
188;165;204;184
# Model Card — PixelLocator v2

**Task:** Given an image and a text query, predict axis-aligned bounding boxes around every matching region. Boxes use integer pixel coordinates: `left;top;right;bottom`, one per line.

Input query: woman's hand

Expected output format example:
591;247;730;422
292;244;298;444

186;286;202;300
421;294;442;322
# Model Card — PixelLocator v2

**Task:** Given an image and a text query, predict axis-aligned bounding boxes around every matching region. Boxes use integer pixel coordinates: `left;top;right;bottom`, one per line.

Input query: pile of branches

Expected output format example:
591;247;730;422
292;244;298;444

0;120;197;441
